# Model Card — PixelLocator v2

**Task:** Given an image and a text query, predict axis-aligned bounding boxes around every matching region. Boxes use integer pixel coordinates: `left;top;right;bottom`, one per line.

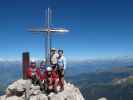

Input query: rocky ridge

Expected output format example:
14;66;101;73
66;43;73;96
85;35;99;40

0;79;84;100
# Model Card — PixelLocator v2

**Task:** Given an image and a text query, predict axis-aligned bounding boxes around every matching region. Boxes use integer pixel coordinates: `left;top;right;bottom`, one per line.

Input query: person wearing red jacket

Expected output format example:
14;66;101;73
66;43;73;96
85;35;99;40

26;60;38;84
51;66;59;93
37;61;46;81
36;61;47;91
45;66;59;93
46;67;53;93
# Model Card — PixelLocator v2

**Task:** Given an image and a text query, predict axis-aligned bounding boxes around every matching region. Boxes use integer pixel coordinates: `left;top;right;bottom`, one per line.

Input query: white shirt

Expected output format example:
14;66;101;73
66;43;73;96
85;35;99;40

51;53;59;65
57;56;67;70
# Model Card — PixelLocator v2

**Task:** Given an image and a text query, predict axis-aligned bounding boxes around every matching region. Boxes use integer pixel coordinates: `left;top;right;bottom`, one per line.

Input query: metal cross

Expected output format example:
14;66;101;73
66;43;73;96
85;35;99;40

29;8;69;66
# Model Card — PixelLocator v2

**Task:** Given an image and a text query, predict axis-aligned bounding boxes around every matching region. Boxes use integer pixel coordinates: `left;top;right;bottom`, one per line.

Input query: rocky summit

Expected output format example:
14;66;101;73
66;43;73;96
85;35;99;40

0;79;84;100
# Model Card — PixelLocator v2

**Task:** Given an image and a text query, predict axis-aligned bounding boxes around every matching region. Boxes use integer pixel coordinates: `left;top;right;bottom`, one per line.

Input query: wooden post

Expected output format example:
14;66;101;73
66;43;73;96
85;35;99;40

22;52;30;79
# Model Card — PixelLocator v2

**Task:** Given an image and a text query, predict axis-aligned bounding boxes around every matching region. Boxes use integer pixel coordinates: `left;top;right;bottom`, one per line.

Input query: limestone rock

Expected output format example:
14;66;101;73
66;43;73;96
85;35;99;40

0;79;84;100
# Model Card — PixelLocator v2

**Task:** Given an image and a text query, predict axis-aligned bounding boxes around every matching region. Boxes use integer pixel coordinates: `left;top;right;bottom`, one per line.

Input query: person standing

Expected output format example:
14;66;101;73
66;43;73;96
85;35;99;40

57;50;65;91
50;48;59;68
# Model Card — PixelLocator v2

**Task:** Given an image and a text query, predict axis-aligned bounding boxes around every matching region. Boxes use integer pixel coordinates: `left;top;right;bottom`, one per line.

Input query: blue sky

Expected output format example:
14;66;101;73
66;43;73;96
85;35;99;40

0;0;133;60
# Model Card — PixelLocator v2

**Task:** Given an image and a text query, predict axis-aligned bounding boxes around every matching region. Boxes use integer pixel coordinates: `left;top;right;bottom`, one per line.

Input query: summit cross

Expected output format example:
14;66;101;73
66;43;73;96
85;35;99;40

29;8;69;65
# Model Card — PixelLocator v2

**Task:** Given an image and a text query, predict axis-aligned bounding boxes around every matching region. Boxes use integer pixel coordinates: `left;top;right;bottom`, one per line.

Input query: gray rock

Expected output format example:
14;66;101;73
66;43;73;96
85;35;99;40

0;79;84;100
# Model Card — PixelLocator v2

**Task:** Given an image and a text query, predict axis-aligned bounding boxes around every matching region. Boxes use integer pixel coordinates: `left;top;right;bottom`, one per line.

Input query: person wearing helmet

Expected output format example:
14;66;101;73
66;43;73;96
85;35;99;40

57;49;65;91
39;61;46;81
50;48;59;69
46;67;53;93
26;60;38;84
36;61;47;91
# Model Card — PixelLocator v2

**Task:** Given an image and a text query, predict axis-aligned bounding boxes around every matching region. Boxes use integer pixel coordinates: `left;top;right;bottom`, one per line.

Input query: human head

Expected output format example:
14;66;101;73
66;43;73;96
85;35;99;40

40;61;45;69
51;48;56;55
30;59;36;68
58;49;63;56
47;67;52;75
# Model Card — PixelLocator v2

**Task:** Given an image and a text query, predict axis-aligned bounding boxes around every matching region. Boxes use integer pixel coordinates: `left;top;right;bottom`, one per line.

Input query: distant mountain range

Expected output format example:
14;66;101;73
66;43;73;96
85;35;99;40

66;65;133;100
0;57;133;99
66;56;133;76
0;56;133;79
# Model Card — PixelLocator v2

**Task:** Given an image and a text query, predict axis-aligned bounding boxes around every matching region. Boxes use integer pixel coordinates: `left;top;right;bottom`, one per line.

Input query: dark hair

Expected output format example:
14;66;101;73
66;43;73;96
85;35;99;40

58;50;63;53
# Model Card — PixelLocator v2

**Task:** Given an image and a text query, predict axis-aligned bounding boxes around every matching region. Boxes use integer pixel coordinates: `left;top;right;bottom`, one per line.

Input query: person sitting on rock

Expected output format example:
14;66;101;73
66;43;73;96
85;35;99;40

26;60;38;84
51;65;59;93
46;67;53;93
46;66;59;93
36;61;46;81
36;61;47;91
57;49;65;91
